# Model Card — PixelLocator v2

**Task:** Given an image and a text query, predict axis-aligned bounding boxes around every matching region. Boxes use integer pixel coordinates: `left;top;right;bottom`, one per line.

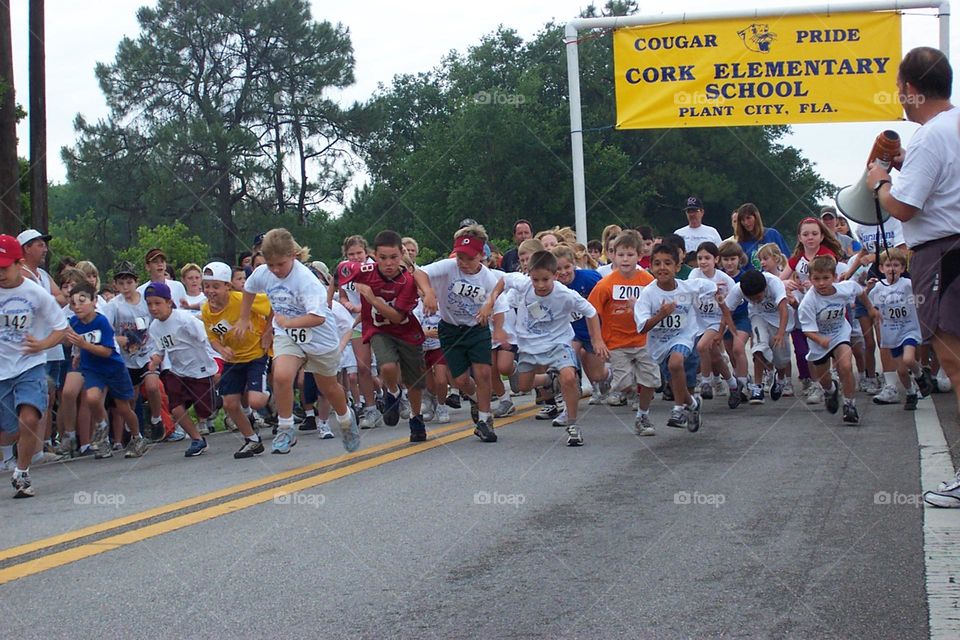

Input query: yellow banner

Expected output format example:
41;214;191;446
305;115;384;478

613;11;902;128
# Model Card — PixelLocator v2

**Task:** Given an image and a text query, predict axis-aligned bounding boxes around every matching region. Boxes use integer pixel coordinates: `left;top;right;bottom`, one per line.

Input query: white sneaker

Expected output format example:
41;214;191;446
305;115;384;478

399;393;412;420
359;406;382;429
605;391;627;406
422;395;437;423
782;380;795;397
1;456;17;471
493;398;516;418
435;405;451;424
872;385;900;405
806;385;824;404
713;378;728;397
936;368;953;392
317;421;334;439
588;384;604;405
552;409;569;427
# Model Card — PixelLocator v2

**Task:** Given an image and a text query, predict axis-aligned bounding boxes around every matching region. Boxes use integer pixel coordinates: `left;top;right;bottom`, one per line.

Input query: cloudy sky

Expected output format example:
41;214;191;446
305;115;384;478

9;0;959;210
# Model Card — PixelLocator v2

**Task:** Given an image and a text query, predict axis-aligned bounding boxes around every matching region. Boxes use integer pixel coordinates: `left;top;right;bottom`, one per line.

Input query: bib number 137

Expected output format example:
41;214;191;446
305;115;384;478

286;328;308;344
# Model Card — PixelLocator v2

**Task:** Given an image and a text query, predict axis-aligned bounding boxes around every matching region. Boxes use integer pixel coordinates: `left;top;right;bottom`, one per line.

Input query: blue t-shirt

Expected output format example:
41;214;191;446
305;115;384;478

567;269;602;342
69;313;127;375
739;228;790;271
725;268;749;320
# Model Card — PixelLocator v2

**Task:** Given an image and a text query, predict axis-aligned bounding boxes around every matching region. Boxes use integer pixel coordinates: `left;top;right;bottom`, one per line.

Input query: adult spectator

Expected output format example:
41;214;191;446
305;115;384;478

868;47;960;412
674;196;722;264
500;219;533;273
734;203;790;270
819;206;855;258
137;247;188;303
17;229;67;305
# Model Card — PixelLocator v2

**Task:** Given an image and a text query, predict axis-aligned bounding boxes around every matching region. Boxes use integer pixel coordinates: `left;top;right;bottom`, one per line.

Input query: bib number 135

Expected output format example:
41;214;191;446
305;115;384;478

286;328;308;344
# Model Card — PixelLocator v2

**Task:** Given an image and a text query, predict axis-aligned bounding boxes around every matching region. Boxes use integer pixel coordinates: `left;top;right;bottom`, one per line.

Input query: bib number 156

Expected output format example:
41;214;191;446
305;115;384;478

286;328;308;344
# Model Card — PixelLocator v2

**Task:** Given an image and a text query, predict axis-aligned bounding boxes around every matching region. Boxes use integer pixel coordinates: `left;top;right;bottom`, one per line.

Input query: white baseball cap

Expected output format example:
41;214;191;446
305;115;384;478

201;261;233;283
17;229;52;246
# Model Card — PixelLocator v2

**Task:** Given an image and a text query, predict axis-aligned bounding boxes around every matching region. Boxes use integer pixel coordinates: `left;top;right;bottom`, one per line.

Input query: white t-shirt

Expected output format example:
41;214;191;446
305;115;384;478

330;299;355;343
181;293;206;317
850;217;906;253
148;309;218;378
673;224;723;255
101;293;153;369
0;278;68;381
22;266;65;363
420;259;501;327
725;272;795;333
689;268;736;332
867;277;922;349
889;106;960;248
491;289;518;348
797;281;863;361
634;279;716;363
138;279;188;305
501;273;596;355
245;261;340;356
414;301;442;351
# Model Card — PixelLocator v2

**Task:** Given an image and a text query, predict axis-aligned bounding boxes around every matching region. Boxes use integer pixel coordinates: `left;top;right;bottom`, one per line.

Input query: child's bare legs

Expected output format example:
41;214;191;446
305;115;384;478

558;366;580;422
668;351;693;407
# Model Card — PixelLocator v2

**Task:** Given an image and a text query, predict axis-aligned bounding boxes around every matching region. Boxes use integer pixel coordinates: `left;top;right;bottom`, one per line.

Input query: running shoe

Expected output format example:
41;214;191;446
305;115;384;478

184;438;208;457
422;395;437;423
338;410;362;453
699;381;713;400
318;421;335;439
781;380;795;398
551;409;569;427
748;384;764;405
360;406;382;430
588;383;604;405
234;438;265;458
271;428;297;454
167;425;187;442
806;385;824;405
728;379;744;409
468;396;480;426
713;378;729;397
770;377;784;402
11;472;33;498
634;414;655;437
493;398;516;418
687;398;702;433
124;436;148;459
872;385;899;405
924;486;960;508
842;403;860;424
605;391;627;407
904;394;919;411
565;424;583;446
666;407;687;429
298;415;318;432
916;369;935;398
445;393;462;409
382;390;401;427
435;405;451;424
536;403;561;421
474;418;497;443
409;415;427;443
94;442;113;459
55;434;76;457
825;382;840;414
399;392;412;420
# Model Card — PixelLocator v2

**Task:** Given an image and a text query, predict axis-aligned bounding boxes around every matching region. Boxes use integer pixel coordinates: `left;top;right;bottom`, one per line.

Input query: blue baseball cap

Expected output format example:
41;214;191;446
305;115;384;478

143;282;177;308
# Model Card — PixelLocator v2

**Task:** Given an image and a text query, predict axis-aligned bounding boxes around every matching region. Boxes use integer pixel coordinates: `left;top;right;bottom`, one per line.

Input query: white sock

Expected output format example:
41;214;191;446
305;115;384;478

337;410;351;424
249;433;262;442
478;411;491;422
884;372;898;388
278;416;295;430
305;409;315;418
151;415;162;425
636;408;648;417
13;467;27;478
1;445;13;461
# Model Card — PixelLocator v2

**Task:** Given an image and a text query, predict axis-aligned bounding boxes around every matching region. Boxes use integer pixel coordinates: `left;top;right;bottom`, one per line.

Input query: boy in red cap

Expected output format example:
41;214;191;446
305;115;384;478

417;224;500;442
0;235;69;497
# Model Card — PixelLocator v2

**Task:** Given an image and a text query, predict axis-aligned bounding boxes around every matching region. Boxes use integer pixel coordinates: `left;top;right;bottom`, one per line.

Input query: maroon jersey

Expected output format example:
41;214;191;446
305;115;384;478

337;261;424;345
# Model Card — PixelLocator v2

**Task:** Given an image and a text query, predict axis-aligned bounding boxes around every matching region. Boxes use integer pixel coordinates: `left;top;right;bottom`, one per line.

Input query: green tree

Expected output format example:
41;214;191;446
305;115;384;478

114;221;211;281
63;0;357;260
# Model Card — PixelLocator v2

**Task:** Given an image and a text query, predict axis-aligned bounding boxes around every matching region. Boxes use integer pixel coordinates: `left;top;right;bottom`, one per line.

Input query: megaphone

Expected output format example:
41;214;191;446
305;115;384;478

835;169;891;225
834;130;900;226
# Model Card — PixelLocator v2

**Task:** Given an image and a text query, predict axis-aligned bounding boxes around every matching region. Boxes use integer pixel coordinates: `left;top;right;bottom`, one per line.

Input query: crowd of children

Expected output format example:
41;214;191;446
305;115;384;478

0;202;946;498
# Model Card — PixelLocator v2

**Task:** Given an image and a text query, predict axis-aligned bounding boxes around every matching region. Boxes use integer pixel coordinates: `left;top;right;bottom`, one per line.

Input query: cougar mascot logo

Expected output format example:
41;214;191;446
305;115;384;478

738;23;776;53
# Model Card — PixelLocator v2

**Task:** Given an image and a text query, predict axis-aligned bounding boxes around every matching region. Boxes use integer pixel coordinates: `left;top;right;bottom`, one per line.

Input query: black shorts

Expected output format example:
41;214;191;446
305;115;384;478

438;321;492;378
219;356;269;397
811;341;852;367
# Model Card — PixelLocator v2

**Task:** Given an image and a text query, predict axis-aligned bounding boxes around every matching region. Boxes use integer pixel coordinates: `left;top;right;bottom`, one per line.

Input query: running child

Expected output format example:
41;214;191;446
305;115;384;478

0;235;69;498
866;248;934;409
65;282;145;459
689;242;738;404
482;251;607;446
796;255;867;424
238;229;361;453
200;261;273;458
756;242;801;397
718;241;751;403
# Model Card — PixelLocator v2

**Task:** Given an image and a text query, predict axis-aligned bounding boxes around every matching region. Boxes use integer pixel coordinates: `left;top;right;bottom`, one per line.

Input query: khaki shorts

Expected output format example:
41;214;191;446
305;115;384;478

370;333;426;388
910;235;960;341
273;332;340;377
609;346;660;391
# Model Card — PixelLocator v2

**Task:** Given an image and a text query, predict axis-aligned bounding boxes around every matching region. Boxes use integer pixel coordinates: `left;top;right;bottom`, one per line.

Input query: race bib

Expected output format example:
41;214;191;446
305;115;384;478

286;328;308;343
452;281;485;301
887;306;909;321
157;334;176;350
656;313;684;330
1;313;31;331
82;330;102;344
612;285;643;301
698;300;717;315
210;320;232;339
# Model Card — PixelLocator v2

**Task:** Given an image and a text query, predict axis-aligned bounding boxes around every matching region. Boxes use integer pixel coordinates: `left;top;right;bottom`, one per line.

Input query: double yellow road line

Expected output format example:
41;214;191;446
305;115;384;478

0;405;539;585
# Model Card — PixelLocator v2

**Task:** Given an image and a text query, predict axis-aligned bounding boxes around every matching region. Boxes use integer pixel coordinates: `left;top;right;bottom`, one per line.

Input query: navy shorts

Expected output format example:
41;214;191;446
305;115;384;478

0;364;48;433
46;360;66;391
811;341;852;367
891;338;920;359
82;363;136;401
219;356;269;397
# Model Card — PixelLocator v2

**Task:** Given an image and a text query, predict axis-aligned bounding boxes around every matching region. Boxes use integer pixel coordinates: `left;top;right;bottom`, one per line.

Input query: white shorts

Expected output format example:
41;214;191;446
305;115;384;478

273;333;340;377
340;342;357;372
517;344;578;374
609;346;661;390
750;318;792;369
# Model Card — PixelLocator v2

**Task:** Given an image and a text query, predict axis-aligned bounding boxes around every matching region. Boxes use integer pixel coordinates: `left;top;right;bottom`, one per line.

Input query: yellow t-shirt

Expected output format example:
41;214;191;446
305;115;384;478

201;291;272;363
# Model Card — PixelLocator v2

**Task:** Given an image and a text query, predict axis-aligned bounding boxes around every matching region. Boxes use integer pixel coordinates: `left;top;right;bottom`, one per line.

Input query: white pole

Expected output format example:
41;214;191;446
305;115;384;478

939;1;951;57
565;23;588;245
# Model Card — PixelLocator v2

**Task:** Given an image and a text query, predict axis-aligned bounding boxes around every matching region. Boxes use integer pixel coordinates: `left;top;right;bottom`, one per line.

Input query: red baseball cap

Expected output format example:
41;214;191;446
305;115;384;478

0;235;23;267
453;235;483;258
337;260;361;285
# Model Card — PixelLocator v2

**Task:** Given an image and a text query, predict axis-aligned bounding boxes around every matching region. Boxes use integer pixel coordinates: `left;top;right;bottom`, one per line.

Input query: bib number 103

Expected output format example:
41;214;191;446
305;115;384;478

286;328;308;344
658;314;683;329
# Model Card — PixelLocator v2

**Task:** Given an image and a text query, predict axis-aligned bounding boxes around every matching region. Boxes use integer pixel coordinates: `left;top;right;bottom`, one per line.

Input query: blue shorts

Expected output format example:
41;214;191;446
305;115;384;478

219;356;269;397
0;364;48;434
891;338;920;359
659;345;699;388
724;312;751;339
853;299;869;319
574;336;594;354
83;363;136;401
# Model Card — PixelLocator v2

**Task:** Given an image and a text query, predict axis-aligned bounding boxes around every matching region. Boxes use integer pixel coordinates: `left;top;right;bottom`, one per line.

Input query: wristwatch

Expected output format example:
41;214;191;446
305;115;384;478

873;179;892;194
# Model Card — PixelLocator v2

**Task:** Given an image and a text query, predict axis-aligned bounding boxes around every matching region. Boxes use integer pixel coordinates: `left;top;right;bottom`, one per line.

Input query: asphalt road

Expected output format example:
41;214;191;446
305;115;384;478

0;388;932;639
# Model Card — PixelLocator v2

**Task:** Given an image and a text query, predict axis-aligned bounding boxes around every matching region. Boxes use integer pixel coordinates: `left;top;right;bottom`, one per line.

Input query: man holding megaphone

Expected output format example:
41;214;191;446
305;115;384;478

863;47;960;416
